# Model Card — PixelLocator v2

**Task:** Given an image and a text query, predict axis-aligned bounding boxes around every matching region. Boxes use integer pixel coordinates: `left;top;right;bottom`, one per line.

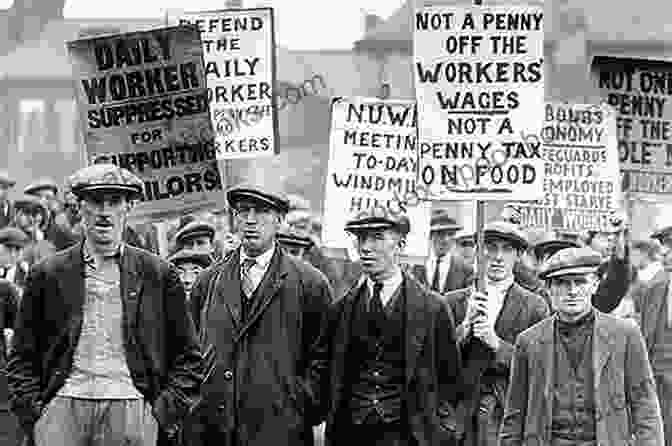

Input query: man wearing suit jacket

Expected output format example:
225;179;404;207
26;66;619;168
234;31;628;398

6;164;204;446
318;206;463;446
499;247;663;446
629;225;672;445
185;184;332;446
412;210;474;295
444;221;549;446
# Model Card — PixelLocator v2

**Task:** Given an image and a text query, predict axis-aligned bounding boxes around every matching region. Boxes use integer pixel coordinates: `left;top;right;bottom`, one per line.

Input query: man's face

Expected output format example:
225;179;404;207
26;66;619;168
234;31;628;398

549;273;597;318
354;228;402;281
181;235;213;254
15;207;41;234
457;240;476;267
35;188;56;203
0;244;20;266
176;261;205;297
431;229;455;258
80;191;128;249
484;238;519;282
234;199;281;256
284;245;306;259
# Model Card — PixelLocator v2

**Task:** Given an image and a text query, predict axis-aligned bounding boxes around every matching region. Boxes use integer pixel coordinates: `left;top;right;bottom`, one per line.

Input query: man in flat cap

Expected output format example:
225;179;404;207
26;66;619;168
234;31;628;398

7;164;204;446
444;220;549;446
0;277;20;446
317;206;463;446
173;220;216;256
276;229;315;260
185;184;332;446
0;227;29;287
627;225;672;445
500;247;664;446
413;209;474;295
0;171;15;230
168;249;213;302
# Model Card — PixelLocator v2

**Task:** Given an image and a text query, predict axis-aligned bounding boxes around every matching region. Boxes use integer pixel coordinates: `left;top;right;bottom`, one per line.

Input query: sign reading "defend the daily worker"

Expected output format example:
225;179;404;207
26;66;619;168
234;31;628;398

518;103;622;232
67;25;224;221
322;97;431;262
593;56;672;194
178;8;278;160
413;3;545;201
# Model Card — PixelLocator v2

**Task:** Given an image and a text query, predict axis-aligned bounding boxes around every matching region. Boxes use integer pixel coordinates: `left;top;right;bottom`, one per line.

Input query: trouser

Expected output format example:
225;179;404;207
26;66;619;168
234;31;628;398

656;374;672;446
474;393;501;446
33;397;158;446
342;422;417;446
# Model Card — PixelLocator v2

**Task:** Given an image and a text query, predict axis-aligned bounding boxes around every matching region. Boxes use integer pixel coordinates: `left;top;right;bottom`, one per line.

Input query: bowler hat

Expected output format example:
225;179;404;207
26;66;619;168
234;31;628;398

483;220;528;250
344;206;410;236
227;184;290;214
277;229;314;250
175;221;215;245
539;247;602;280
533;239;580;261
168;249;213;269
24;178;58;196
430;209;462;233
0;227;29;248
69;164;144;200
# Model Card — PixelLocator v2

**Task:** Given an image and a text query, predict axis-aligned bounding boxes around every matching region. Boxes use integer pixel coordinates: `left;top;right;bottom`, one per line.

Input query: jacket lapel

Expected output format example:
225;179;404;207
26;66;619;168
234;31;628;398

411;264;427;286
234;248;288;344
404;273;430;385
442;259;458;293
220;251;243;327
494;283;525;340
593;311;615;390
533;316;555;435
120;246;143;333
57;243;86;331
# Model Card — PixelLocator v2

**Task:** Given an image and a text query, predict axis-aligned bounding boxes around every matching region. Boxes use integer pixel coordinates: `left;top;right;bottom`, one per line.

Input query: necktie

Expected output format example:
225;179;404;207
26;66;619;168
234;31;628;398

431;256;443;292
241;258;257;299
370;282;385;336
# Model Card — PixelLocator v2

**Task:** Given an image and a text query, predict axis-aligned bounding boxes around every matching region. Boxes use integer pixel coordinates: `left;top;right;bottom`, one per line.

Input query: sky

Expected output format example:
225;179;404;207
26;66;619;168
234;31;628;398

52;0;405;50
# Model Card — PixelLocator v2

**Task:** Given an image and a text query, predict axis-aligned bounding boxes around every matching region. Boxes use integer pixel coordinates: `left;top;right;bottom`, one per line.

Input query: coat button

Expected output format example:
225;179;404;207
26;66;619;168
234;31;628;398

223;370;233;380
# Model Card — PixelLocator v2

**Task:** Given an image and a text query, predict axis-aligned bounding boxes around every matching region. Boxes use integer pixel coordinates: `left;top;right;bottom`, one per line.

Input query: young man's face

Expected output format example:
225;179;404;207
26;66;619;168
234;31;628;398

549;273;598;319
15;207;41;234
234;199;282;257
180;235;213;254
354;228;402;281
457;240;476;266
80;191;129;249
484;238;519;282
176;261;205;297
431;229;455;258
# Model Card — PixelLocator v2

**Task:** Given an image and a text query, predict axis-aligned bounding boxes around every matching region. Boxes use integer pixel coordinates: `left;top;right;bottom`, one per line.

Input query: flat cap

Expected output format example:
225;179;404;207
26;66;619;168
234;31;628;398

539;247;602;280
175;221;216;244
0;171;15;188
0;227;29;248
168;249;213;269
483;220;528;250
344;206;410;236
24;178;58;195
430;209;462;233
68;164;144;200
276;229;314;250
652;226;672;243
14;194;48;217
533;239;580;261
227;184;290;214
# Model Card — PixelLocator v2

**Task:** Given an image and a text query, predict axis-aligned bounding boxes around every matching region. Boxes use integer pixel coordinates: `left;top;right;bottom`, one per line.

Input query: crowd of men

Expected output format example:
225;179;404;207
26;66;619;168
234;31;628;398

0;163;669;446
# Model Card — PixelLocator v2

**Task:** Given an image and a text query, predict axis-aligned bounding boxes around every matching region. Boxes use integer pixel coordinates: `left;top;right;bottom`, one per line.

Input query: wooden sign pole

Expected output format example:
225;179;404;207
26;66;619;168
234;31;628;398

475;200;487;292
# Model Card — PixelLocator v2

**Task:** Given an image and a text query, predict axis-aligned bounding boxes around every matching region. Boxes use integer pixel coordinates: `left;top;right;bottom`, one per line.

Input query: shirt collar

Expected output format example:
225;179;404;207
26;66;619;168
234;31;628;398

82;238;124;268
485;276;514;294
366;268;403;295
240;243;276;269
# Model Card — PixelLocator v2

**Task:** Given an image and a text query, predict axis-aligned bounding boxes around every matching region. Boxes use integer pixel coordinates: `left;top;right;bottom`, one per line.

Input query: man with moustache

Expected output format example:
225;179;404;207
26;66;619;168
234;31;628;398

185;184;332;446
6;164;204;446
499;247;663;446
628;225;672;445
319;206;463;446
444;221;549;446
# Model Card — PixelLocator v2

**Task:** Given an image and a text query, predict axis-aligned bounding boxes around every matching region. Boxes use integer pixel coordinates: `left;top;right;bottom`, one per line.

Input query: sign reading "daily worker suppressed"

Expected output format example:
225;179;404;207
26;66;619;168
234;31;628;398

518;102;622;232
67;25;225;221
178;8;279;160
322;97;431;262
413;3;545;201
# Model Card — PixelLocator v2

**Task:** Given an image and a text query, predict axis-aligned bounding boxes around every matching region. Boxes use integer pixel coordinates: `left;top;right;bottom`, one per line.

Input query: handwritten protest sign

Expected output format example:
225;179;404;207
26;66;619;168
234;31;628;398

593;56;672;194
322;97;431;263
517;103;621;232
413;3;545;201
178;8;278;160
67;25;224;221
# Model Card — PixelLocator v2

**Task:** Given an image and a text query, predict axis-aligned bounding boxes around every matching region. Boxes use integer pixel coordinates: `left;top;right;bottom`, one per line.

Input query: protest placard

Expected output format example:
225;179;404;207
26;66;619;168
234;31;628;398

177;8;278;160
67;25;224;222
593;56;672;194
413;3;545;201
322;97;431;263
517;102;621;232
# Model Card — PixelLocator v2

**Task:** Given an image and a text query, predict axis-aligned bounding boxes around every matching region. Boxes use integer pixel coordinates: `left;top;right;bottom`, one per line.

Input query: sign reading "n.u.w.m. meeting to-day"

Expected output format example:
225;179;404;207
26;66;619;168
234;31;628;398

413;2;545;201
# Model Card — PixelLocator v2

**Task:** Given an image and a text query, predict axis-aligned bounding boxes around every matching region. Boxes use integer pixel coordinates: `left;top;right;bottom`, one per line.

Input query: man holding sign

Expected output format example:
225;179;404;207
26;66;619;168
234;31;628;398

318;206;463;445
445;221;549;446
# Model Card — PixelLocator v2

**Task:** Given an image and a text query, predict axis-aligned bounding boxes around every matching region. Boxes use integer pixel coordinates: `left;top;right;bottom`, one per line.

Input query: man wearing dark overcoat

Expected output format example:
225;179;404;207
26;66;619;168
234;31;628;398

318;206;463;446
6;164;204;446
185;184;333;446
499;247;664;446
444;221;550;446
